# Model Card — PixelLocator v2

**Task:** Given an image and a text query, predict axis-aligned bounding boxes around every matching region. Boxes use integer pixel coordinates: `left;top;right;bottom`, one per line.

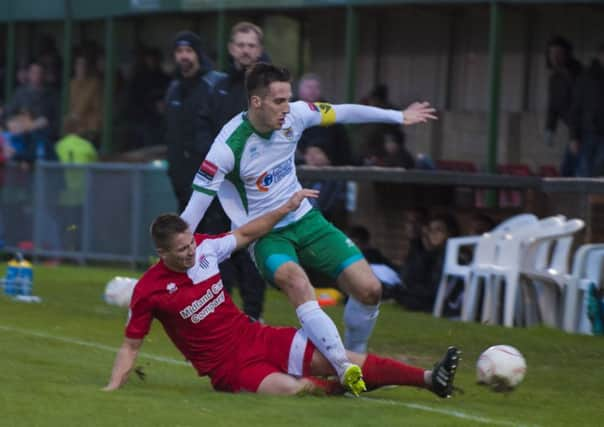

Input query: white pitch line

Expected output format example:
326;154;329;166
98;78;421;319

360;397;538;427
1;324;536;426
0;324;189;366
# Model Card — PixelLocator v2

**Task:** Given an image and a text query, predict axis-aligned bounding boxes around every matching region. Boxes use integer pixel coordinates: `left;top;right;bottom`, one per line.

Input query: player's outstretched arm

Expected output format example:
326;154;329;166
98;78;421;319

325;102;436;127
402;101;438;125
180;190;214;232
103;337;143;391
233;189;319;249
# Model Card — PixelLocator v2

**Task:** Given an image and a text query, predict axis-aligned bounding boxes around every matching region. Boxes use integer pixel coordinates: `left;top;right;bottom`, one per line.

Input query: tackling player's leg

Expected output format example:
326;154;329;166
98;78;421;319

309;345;461;398
337;259;382;353
257;373;343;396
273;261;364;394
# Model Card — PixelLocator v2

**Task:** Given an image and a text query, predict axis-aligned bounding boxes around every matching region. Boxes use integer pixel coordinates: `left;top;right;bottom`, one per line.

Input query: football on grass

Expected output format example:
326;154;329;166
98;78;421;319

104;276;138;308
476;345;527;391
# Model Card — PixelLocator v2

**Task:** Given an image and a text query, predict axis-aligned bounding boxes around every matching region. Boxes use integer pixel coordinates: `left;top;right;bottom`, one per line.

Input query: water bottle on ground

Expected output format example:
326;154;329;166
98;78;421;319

16;254;33;296
3;258;20;296
3;253;34;297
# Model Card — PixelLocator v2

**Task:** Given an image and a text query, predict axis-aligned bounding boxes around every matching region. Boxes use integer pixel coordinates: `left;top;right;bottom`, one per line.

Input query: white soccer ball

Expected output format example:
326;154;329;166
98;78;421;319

104;276;138;308
476;345;527;391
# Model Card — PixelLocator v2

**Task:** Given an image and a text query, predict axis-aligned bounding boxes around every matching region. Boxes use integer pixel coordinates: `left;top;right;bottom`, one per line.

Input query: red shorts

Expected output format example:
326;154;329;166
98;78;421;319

209;323;315;393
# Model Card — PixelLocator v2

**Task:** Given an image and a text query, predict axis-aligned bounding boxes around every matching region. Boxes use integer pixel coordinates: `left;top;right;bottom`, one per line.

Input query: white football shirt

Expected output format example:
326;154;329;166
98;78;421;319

192;101;336;228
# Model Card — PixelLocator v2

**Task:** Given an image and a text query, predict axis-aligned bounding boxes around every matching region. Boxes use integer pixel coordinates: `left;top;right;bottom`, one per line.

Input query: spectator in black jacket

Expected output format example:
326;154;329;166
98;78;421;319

3;62;60;145
129;47;170;149
196;22;268;321
543;36;583;176
164;31;226;223
396;213;459;313
570;43;604;177
545;36;583;144
198;22;265;140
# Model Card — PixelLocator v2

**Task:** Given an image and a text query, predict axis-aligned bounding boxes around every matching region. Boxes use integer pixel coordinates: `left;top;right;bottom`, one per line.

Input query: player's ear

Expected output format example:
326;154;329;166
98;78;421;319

250;94;262;109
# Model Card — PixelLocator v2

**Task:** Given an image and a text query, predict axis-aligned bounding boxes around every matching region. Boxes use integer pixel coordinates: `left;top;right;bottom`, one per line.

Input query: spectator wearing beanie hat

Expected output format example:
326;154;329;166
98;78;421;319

172;31;207;77
164;30;226;219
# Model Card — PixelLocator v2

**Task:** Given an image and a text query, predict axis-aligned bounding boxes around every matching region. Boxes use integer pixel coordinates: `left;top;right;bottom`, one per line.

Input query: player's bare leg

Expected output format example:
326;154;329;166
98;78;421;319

257;373;342;396
274;261;366;395
337;259;382;353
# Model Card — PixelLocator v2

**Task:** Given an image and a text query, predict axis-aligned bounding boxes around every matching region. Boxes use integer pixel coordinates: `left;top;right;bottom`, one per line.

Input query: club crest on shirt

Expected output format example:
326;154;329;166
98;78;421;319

282;127;294;140
249;145;261;160
197;160;218;182
198;254;210;269
166;282;178;294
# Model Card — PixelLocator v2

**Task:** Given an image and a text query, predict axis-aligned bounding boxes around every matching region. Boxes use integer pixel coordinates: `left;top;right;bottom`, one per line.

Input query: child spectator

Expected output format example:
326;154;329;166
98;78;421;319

396;213;460;313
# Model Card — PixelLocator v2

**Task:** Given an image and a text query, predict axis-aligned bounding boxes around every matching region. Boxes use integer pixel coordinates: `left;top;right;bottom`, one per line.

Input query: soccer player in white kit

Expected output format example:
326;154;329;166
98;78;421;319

181;63;437;395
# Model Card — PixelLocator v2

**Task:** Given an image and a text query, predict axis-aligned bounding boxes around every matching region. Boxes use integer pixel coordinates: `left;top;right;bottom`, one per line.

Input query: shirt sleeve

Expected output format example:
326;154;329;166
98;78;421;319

182;141;235;230
180;191;214;232
191;141;234;197
331;104;403;124
289;100;403;129
125;285;153;339
199;233;237;264
289;100;334;129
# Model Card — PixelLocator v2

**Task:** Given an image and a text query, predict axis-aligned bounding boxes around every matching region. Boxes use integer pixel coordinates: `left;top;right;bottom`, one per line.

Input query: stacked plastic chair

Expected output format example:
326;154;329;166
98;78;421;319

461;216;564;325
562;244;604;333
516;218;585;328
432;214;538;318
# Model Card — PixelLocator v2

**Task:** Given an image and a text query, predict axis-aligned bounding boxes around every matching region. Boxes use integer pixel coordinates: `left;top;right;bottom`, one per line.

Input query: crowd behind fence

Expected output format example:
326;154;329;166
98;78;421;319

0;161;177;265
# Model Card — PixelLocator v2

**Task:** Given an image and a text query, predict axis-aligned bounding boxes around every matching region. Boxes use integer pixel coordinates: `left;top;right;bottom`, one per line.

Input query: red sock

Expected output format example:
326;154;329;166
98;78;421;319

361;354;426;390
304;377;345;395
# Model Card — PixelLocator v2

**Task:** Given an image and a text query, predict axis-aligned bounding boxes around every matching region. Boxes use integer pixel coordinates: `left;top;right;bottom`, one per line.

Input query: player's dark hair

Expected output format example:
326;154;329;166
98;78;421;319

245;62;291;100
151;214;189;250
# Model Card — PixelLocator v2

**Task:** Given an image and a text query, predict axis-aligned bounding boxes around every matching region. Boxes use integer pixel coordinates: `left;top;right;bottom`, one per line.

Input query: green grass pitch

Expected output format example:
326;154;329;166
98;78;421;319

1;264;603;427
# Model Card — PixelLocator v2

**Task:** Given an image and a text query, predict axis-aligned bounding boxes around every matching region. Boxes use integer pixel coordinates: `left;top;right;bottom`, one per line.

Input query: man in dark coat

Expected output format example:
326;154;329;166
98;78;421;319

195;22;268;320
570;44;604;177
164;30;227;232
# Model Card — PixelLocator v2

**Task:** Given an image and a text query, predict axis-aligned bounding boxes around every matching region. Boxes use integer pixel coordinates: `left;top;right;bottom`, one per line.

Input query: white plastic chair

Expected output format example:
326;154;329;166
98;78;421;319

433;213;538;318
518;219;585;329
562;244;604;333
464;216;566;326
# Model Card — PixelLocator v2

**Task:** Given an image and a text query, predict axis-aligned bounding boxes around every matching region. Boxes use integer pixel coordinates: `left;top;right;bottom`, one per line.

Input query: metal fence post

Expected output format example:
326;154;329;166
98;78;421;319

81;166;93;264
61;0;73;123
101;16;116;155
486;1;503;207
344;5;359;103
4;21;16;102
130;167;143;267
32;162;46;263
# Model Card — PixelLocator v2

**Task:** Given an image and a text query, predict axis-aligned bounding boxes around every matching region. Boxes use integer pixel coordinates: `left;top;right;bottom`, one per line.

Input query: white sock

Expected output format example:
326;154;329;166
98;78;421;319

296;300;350;379
343;297;380;353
